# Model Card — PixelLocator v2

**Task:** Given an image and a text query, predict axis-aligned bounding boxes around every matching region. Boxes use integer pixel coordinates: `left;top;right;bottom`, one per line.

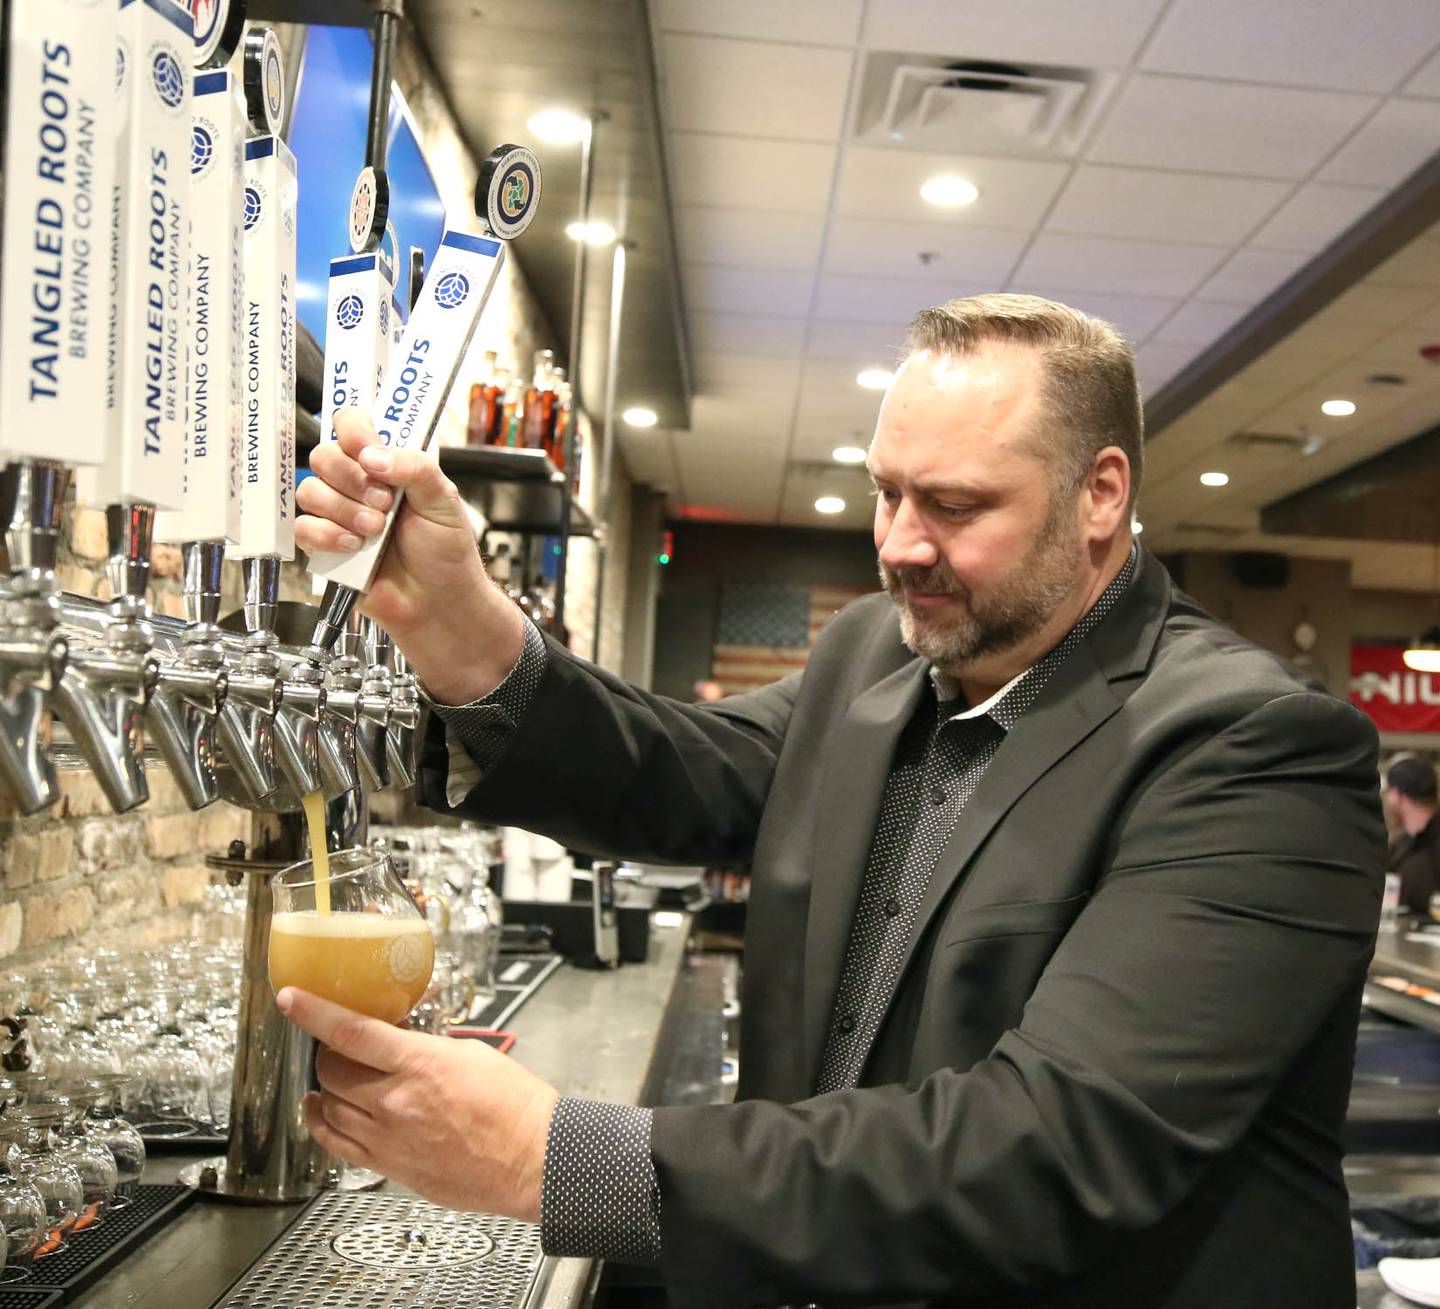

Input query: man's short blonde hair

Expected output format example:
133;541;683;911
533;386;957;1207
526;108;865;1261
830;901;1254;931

905;293;1143;514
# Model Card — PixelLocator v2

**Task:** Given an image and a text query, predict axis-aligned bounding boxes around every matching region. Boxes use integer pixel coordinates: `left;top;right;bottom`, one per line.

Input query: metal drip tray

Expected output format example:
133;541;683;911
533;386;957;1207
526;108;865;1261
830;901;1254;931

214;1191;544;1309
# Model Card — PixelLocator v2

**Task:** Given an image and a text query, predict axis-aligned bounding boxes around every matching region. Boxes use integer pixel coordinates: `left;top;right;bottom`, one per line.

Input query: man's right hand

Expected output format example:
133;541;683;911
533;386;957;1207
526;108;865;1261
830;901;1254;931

295;407;525;704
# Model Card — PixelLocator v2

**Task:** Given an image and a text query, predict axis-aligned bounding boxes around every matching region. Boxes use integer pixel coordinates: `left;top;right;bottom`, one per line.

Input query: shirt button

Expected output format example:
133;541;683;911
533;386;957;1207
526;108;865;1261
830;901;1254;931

930;785;948;806
884;897;902;917
838;1013;857;1033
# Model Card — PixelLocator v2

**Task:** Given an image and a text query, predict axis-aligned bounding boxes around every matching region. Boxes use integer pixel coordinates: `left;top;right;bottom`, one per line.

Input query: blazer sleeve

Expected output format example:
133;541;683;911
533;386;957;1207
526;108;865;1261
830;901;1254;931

419;634;801;866
647;690;1385;1308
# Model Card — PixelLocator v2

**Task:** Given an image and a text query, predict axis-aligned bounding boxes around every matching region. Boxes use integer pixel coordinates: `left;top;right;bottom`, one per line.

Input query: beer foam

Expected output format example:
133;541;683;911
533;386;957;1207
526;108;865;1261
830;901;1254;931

271;911;431;939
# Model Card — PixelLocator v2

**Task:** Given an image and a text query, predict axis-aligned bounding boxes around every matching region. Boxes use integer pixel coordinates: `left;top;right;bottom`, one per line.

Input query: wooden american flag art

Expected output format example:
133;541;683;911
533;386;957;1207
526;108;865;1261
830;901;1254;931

711;582;874;695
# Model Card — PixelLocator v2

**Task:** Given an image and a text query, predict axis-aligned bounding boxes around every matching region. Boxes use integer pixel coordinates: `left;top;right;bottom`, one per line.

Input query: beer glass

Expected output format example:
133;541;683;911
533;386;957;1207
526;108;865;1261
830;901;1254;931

269;849;435;1025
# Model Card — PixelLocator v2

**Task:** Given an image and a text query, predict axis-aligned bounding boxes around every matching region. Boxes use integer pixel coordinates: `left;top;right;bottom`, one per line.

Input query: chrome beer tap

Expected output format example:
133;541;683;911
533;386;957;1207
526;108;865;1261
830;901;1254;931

338;613;390;792
49;506;157;813
289;631;361;801
0;462;71;814
145;541;229;811
362;617;418;790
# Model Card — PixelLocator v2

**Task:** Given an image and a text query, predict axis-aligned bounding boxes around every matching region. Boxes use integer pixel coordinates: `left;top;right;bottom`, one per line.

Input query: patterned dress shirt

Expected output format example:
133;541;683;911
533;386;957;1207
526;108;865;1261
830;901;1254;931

433;549;1137;1267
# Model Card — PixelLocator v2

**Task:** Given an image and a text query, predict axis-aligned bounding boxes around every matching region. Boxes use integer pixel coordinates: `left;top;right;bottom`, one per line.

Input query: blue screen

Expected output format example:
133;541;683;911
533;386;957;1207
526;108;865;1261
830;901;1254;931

288;25;447;352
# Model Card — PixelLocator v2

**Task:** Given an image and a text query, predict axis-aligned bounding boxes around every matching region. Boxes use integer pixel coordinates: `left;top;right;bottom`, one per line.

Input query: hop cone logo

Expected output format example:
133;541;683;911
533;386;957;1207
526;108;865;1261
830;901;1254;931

152;51;184;108
379;300;391;335
434;272;470;310
336;295;364;331
191;125;214;175
243;187;262;231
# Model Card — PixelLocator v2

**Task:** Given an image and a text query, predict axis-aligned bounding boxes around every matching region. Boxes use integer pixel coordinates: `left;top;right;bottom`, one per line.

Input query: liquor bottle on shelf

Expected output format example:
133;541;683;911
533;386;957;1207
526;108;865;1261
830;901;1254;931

522;349;559;462
467;351;500;446
497;368;523;448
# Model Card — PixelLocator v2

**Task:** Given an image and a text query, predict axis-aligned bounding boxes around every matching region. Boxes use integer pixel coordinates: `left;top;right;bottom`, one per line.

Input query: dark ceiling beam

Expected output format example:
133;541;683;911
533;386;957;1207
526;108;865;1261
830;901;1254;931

1260;420;1440;543
1145;146;1440;439
249;0;372;24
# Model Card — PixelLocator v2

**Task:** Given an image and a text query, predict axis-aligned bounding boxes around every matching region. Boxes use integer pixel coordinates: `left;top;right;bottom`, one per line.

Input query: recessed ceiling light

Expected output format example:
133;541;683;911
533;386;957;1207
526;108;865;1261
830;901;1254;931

1131;519;1144;535
919;175;979;208
1199;471;1229;488
831;446;867;464
622;406;657;427
527;108;589;144
565;220;617;247
856;368;895;391
1320;398;1356;417
815;496;847;515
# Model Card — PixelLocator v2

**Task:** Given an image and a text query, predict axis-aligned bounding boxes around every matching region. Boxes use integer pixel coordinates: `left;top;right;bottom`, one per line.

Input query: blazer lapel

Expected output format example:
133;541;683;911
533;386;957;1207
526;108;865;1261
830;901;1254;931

801;654;929;1084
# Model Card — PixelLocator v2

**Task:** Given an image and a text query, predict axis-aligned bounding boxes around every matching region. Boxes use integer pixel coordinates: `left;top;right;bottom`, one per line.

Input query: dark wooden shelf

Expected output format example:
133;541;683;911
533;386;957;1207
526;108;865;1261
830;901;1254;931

297;428;591;536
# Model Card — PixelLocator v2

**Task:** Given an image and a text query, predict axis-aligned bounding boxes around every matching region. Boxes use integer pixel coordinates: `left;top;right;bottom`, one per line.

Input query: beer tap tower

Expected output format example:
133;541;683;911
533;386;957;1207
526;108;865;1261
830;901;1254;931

0;1;118;814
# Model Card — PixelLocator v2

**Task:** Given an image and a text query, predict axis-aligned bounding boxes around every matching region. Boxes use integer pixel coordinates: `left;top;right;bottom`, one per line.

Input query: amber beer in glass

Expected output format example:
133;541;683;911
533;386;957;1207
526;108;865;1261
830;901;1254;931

269;848;435;1025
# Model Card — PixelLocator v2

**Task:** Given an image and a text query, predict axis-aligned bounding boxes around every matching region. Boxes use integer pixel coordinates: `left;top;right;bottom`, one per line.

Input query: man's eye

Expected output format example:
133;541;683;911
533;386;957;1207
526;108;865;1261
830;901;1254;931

936;503;975;520
873;487;901;506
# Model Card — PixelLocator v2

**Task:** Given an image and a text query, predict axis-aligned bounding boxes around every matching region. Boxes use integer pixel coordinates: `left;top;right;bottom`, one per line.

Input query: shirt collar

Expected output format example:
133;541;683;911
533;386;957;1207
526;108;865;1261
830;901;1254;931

930;544;1138;731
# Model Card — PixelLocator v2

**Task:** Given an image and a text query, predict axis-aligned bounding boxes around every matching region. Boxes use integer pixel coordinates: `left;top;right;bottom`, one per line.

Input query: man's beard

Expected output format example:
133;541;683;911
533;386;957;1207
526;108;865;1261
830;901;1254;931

879;501;1083;674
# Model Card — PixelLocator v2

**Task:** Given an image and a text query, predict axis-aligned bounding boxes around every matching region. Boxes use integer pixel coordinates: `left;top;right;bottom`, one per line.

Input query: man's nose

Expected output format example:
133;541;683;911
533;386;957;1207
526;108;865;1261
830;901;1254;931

877;499;939;571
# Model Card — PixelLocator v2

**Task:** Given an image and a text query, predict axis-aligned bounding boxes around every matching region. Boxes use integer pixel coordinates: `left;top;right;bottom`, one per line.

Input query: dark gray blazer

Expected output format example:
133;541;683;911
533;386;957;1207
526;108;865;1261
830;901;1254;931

422;547;1384;1309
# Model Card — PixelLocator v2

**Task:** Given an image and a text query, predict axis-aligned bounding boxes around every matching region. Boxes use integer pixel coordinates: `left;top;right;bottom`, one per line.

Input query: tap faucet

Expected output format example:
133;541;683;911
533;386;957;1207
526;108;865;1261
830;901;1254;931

237;557;323;807
361;617;417;790
49;504;157;813
290;645;360;801
0;461;71;814
146;540;229;810
332;613;389;792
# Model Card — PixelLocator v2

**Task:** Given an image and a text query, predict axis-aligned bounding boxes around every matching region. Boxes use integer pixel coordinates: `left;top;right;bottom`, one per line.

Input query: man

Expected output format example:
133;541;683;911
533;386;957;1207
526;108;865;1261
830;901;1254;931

1383;755;1439;915
288;294;1384;1309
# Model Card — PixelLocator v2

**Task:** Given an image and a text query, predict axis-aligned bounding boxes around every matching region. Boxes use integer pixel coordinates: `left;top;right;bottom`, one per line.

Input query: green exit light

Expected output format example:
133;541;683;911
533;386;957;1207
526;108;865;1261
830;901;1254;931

657;552;670;565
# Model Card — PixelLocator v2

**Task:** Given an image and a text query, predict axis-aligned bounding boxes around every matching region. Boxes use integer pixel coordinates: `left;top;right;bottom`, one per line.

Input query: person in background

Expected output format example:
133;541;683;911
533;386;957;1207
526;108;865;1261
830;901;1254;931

1384;755;1440;916
692;679;725;703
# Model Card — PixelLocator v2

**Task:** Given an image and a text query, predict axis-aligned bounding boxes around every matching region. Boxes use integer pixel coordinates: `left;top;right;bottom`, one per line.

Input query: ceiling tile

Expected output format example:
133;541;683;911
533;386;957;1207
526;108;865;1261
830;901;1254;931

692;352;805;391
822;218;1027;282
687;393;795;442
678;207;828;271
683;265;816;317
1367;243;1440;290
1249;182;1384;252
1356;326;1440;375
1011;233;1226;298
1150;300;1252;348
654;0;864;45
814;273;993;324
834;147;1069;228
789;420;882;463
1241;343;1345;389
1404;46;1440;98
668;132;837;212
860;0;1169;68
1142;0;1440;93
660;34;854;142
1046;166;1292;245
807;319;910;361
1004;287;1182;343
1317;281;1439;329
690;311;809;354
1195;248;1311;304
1088;74;1378;179
1317;97;1440;186
1134;342;1198;397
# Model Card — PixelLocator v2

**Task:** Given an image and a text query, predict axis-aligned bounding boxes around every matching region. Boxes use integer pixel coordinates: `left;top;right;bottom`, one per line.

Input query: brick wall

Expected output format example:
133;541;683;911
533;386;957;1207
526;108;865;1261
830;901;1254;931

0;502;253;967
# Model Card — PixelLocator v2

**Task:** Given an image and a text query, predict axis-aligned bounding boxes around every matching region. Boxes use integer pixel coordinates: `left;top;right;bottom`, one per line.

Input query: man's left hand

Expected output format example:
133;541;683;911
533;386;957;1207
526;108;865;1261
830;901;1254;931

277;987;558;1221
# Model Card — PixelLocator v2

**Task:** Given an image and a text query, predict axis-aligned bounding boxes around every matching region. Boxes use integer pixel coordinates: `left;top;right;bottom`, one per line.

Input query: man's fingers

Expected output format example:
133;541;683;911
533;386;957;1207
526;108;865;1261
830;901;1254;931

309;440;394;510
296;515;362;555
296;476;387;540
333;407;382;459
316;1048;389;1106
277;988;415;1074
303;1092;377;1170
355;447;467;528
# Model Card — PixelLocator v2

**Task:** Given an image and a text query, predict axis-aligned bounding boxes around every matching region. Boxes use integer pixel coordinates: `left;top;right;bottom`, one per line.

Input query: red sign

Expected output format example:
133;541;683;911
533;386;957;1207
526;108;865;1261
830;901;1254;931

1351;644;1440;733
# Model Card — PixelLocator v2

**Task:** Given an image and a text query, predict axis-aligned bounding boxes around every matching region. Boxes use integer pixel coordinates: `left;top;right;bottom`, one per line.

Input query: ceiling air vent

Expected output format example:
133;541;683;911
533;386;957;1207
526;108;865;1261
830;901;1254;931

1227;430;1326;458
853;52;1114;157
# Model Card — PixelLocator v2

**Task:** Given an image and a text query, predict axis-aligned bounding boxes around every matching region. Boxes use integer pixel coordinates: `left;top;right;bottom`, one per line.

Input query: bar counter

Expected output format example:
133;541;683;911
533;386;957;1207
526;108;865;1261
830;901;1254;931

1367;921;1440;1035
65;918;693;1309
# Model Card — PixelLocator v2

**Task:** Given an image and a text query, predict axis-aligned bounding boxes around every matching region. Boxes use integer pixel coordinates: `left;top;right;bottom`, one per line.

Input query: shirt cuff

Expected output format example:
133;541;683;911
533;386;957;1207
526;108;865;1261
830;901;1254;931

431;618;548;806
540;1097;662;1266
